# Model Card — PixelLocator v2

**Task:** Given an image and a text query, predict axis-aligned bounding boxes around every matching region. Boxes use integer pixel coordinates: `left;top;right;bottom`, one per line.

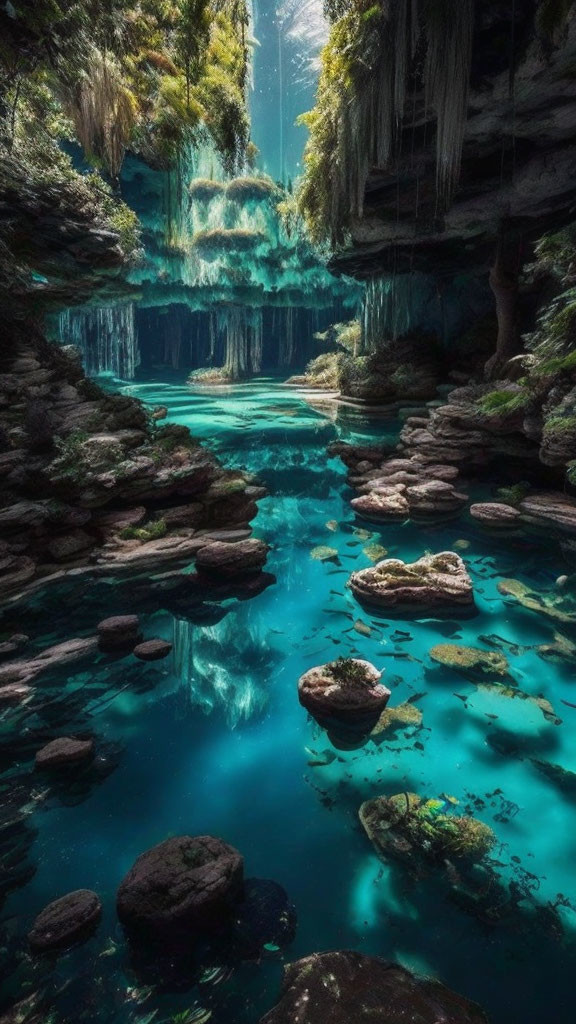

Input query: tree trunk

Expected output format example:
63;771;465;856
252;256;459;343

484;231;522;380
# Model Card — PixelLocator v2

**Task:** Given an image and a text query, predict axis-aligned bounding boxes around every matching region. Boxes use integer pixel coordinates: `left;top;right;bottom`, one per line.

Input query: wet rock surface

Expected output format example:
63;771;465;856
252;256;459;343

259;951;488;1024
133;638;173;661
116;835;244;944
97;615;142;652
0;325;267;602
28;889;102;952
35;736;95;770
350;552;475;617
298;658;390;747
195;538;269;577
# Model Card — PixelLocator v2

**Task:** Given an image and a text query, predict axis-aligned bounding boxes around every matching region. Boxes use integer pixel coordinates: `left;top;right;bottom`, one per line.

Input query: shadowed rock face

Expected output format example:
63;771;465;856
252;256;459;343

331;10;576;279
116;835;244;945
28;890;102;952
349;552;475;617
259;951;489;1024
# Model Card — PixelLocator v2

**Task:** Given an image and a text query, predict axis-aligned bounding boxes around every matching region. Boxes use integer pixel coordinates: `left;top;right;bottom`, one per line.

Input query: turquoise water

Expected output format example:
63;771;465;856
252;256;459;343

2;377;576;1022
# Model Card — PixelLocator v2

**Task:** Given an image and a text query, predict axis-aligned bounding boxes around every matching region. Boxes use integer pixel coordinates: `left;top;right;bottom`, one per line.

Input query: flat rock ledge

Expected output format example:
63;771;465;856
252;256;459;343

35;736;94;770
116;835;244;945
258;951;488;1024
28;890;102;953
349;552;475;617
195;539;269;577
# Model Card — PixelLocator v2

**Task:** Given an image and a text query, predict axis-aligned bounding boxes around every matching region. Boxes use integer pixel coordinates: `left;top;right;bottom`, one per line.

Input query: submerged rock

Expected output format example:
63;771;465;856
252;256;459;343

28;889;102;952
133;638;173;661
97;614;142;652
498;579;576;625
195;539;268;577
359;793;495;872
371;701;423;737
430;644;510;679
232;878;297;957
469;502;522;528
298;658;390;748
350;552;475;617
116;835;244;944
35;736;94;770
259;951;488;1024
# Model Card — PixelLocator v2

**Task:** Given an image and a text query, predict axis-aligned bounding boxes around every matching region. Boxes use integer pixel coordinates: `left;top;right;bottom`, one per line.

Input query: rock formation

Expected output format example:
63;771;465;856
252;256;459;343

259;951;488;1024
349;552;475;617
298;658;390;748
116;835;244;945
28;890;102;953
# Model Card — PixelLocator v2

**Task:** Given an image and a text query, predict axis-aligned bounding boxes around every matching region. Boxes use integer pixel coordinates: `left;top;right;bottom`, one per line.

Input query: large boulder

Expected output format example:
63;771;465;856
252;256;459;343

133;638;173;661
116;835;244;944
28;890;102;952
259;951;488;1024
298;658;390;748
349;552;475;617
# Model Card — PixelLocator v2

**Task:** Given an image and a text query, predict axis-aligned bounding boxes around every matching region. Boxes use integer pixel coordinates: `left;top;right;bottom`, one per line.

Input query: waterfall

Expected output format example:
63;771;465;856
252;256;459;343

278;306;295;367
172;612;272;728
59;302;139;379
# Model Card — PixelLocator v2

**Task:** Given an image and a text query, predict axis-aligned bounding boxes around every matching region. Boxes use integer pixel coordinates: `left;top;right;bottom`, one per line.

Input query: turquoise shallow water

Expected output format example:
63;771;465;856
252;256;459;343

2;377;576;1022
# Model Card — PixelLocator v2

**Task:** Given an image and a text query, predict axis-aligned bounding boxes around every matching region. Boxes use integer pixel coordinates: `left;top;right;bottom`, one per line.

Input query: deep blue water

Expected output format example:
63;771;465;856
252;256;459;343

2;377;576;1023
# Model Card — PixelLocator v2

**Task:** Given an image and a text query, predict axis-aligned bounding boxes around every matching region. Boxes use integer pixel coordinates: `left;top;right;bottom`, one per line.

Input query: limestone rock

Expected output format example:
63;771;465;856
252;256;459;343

470;502;522;527
195;539;268;577
349;552;475;616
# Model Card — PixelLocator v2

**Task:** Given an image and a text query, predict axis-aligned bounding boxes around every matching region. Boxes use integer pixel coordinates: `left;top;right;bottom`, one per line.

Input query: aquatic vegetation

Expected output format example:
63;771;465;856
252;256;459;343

363;543;388;562
360;792;496;870
310;545;339;562
225;175;282;203
371;701;423;737
498;579;576;625
496;482;532;507
120;520;168;543
429;644;510;680
192;227;268;260
188;178;226;202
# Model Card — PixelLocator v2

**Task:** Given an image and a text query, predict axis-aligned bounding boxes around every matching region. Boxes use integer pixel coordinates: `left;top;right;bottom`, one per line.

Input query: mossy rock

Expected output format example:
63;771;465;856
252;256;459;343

188;178;225;203
225;176;281;203
371;702;423;737
360;793;495;870
310;545;339;563
430;643;510;679
498;579;576;624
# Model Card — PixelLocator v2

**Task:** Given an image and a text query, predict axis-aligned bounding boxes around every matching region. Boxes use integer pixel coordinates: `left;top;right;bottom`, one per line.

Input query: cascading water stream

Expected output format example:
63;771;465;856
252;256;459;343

59;302;140;379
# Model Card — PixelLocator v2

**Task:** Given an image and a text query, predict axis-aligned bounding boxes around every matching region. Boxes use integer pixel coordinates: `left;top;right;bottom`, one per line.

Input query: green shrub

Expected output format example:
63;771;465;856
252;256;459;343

478;389;529;415
120;518;167;542
496;482;531;507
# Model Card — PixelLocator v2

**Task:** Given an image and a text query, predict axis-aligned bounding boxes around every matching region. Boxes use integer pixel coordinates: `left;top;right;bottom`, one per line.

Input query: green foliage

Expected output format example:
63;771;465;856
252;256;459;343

496;482;531;507
301;351;341;389
478;389;530;415
153;422;199;451
51;431;89;481
328;657;371;683
120;518;168;541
